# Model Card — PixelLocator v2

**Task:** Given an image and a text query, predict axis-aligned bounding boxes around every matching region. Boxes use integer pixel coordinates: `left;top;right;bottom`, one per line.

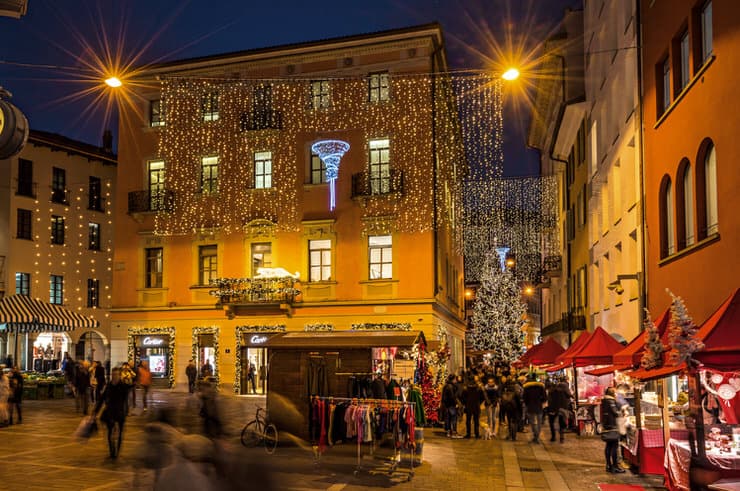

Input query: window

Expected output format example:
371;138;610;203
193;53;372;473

310;153;327;184
88;176;103;211
701;0;713;63
309;239;331;282
87;279;99;308
51;215;65;245
660;176;675;257
148;160;166;211
679;30;690;92
251;243;272;277
50;274;63;305
202;91;219;121
310;80;330;109
369;138;390;194
15;272;30;296
704;143;718;235
661;56;671;113
682;163;695;247
368;235;392;280
199;245;218;286
150;99;165;127
51;167;67;203
16;208;32;240
368;72;390;102
17;158;34;197
201;156;219;195
254;151;272;189
88;222;100;250
145;247;163;288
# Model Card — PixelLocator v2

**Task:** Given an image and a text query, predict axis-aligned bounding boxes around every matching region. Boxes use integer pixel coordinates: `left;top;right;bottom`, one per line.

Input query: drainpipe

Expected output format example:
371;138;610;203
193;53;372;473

636;0;648;329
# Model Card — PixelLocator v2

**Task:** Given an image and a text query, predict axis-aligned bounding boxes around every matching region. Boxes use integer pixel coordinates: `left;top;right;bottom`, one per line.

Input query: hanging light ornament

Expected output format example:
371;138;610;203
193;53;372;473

311;139;350;211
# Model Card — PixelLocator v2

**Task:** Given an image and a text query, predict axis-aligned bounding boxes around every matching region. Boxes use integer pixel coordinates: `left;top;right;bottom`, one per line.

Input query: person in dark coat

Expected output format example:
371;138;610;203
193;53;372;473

94;367;130;458
8;366;23;424
601;387;624;473
547;379;573;443
442;374;462;438
94;361;106;401
185;359;198;394
522;374;547;443
461;377;484;439
75;361;91;415
500;376;523;441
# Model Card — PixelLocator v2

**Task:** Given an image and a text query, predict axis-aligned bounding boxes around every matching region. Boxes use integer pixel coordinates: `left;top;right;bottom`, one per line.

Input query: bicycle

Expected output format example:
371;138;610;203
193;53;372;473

241;406;278;454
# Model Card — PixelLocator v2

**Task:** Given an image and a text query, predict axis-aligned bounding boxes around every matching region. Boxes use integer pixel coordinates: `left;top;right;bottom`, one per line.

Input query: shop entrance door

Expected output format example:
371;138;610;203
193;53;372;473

241;346;268;395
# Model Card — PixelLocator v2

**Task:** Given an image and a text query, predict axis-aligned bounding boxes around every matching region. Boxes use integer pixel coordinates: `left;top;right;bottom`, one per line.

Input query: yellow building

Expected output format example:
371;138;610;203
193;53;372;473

112;24;466;392
0;130;116;367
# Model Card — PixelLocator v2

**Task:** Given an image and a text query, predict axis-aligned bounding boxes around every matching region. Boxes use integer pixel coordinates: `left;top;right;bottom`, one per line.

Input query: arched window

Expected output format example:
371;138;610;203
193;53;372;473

696;139;718;239
659;175;675;258
676;159;694;249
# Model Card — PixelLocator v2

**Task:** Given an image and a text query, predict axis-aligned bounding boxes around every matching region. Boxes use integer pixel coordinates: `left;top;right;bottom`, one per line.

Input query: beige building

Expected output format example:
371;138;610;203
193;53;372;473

0;130;116;368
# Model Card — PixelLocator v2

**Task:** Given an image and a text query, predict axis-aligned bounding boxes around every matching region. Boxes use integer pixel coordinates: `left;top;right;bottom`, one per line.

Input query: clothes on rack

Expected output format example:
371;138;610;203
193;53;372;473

307;357;329;397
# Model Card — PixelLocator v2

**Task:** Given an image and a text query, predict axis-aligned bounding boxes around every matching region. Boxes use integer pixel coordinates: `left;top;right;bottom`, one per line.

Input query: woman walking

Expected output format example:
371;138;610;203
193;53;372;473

94;367;130;458
600;387;625;473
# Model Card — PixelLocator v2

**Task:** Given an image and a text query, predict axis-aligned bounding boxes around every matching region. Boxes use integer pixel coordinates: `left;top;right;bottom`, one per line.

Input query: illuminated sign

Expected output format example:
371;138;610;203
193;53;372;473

142;336;165;346
250;335;268;344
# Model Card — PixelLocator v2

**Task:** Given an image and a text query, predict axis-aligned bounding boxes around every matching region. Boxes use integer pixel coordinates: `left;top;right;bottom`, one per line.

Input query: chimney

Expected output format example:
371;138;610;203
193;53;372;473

102;129;113;153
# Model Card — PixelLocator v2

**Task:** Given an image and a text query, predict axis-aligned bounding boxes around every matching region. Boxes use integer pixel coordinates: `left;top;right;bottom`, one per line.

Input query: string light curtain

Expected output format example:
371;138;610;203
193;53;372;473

153;73;504;247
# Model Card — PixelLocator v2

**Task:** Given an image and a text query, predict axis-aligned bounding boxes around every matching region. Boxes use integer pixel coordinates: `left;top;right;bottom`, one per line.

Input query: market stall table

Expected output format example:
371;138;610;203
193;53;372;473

666;439;740;491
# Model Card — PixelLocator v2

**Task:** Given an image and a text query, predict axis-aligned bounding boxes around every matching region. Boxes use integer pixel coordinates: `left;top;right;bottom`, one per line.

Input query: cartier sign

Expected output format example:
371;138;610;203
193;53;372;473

142;336;165;346
250;335;268;344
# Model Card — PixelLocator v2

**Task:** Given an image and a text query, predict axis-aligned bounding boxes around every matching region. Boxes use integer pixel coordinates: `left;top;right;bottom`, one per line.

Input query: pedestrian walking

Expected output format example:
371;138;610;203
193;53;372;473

547;378;573;443
522;374;547;443
94;360;106;402
93;367;130;458
442;374;463;438
0;366;9;426
121;362;136;414
8;366;23;425
138;360;152;410
63;353;76;397
89;361;99;404
601;387;625;473
500;376;522;441
483;377;500;438
186;359;198;394
462;376;484;439
75;361;91;415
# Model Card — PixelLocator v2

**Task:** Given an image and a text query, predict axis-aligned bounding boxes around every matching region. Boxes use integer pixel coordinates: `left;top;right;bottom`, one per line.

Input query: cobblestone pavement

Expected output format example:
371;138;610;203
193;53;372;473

0;393;667;491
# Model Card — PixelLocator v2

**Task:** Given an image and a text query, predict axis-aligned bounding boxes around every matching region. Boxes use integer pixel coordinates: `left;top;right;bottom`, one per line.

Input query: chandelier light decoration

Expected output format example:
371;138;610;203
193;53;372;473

311;139;349;211
153;73;503;245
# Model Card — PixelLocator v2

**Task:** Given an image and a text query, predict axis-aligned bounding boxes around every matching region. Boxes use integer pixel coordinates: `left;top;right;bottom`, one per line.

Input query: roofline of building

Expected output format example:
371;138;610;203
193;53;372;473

139;22;448;75
28;130;117;165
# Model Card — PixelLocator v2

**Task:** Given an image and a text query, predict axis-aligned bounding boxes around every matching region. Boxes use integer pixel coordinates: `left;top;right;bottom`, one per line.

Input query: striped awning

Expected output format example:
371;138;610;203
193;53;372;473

0;294;99;332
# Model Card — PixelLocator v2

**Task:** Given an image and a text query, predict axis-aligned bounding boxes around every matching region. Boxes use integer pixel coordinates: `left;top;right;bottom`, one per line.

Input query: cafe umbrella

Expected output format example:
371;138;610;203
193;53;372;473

0;294;98;367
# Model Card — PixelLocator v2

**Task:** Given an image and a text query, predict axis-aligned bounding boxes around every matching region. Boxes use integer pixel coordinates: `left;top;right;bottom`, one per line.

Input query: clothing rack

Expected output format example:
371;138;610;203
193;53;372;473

310;395;416;480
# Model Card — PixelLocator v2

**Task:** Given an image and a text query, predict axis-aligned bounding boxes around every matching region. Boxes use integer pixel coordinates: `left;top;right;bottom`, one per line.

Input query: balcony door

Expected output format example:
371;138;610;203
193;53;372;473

147;160;165;211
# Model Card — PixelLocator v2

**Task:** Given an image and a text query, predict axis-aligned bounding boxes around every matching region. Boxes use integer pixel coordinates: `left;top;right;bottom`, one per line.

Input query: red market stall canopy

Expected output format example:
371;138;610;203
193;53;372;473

569;326;625;367
694;287;740;371
546;330;592;372
526;338;565;366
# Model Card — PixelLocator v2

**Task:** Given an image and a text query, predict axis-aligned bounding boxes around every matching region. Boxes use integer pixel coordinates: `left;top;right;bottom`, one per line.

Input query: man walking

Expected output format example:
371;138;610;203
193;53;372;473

137;360;152;410
462;376;484;439
442;375;462;438
547;378;573;443
186;359;198;394
522;374;547;444
500;376;522;441
8;366;23;424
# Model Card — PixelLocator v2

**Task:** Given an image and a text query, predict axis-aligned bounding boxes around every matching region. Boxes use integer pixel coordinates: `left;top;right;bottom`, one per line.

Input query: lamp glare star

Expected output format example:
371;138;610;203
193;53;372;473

501;68;520;81
311;139;350;211
105;77;122;88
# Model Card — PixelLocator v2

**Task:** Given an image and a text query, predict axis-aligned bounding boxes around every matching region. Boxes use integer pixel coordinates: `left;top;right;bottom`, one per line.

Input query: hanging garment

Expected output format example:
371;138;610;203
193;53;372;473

307;358;329;397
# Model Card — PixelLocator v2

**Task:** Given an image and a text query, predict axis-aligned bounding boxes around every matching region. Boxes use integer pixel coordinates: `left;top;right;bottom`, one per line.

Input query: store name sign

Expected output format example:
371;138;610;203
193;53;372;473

250;335;268;344
143;337;165;346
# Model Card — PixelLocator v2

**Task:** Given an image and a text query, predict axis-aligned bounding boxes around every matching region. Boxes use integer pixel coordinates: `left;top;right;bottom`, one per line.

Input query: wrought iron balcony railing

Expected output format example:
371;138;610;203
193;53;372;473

542;255;562;277
210;276;300;305
127;190;174;213
51;188;69;205
351;169;404;198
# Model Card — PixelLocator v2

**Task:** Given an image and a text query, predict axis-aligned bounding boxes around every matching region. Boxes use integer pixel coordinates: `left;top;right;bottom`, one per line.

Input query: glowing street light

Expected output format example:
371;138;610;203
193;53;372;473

501;68;520;81
523;285;534;296
105;76;122;88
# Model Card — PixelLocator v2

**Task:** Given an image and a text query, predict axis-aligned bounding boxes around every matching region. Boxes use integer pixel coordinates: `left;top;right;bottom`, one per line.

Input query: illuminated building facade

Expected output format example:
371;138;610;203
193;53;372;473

112;24;467;391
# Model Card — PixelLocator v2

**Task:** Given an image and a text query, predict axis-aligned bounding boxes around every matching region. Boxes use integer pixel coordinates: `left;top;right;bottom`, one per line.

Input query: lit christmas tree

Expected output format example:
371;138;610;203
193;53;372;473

469;250;526;362
640;309;664;369
666;290;704;367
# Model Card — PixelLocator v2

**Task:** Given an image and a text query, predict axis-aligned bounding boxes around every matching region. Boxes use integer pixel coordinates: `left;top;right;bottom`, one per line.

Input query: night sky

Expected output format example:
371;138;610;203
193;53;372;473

0;0;580;176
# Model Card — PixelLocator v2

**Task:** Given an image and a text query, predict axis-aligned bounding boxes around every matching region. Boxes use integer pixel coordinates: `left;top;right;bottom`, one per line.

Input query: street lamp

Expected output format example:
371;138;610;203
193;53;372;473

501;68;520;81
105;76;122;88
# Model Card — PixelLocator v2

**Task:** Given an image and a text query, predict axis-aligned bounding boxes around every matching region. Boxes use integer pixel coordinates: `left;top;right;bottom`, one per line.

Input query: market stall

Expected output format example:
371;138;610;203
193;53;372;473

514;338;565;368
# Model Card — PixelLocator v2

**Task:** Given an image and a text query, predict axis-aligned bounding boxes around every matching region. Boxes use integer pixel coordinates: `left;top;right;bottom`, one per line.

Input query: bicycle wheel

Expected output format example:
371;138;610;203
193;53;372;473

241;420;261;447
263;423;278;454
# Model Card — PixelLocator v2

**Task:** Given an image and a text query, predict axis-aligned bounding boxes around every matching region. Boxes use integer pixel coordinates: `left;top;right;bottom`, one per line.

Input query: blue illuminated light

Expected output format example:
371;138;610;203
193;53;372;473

311;139;350;211
495;247;510;272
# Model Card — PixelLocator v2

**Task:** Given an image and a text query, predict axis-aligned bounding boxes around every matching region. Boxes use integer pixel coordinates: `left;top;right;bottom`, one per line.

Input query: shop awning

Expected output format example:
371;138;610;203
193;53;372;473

517;338;565;367
546;331;592;372
629;362;688;382
263;330;426;349
695;287;740;371
570;326;625;367
0;294;99;332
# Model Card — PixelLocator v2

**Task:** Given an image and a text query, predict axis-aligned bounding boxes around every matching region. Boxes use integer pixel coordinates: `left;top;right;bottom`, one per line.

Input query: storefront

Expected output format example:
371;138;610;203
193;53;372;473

132;334;171;387
192;327;219;381
32;332;69;372
238;331;281;395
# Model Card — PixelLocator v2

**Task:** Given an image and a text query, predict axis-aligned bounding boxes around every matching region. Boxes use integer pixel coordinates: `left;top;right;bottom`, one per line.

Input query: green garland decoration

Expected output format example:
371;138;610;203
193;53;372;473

233;325;286;394
351;322;412;331
192;326;220;385
304;323;334;332
127;326;176;388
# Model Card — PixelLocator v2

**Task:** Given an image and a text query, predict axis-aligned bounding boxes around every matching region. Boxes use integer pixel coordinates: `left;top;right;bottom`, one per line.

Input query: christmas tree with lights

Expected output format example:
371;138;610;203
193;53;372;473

469;250;526;362
640;309;664;369
666;290;704;367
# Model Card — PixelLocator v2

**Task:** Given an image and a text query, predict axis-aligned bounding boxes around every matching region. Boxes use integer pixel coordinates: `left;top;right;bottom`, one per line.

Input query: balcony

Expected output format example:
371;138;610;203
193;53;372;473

128;190;174;213
240;110;283;131
351;169;404;198
210;276;300;317
15;179;36;198
542;255;562;278
51;188;69;205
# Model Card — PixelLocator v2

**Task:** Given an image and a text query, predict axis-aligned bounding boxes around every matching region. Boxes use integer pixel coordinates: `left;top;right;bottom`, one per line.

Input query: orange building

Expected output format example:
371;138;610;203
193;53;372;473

642;0;739;323
111;25;466;391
